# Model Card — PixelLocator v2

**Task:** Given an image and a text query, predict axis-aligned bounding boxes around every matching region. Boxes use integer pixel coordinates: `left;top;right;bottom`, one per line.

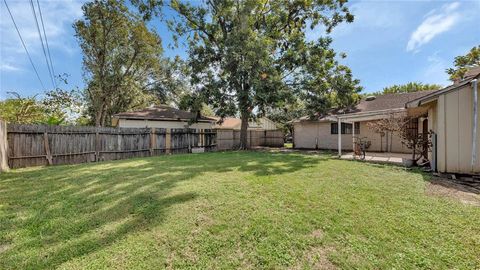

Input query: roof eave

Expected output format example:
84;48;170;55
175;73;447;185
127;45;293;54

336;108;406;119
114;116;215;123
405;75;479;108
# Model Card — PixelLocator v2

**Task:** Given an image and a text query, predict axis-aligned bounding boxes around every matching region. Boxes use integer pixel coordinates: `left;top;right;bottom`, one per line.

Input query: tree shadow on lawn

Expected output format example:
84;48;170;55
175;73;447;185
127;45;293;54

0;168;197;269
0;151;323;268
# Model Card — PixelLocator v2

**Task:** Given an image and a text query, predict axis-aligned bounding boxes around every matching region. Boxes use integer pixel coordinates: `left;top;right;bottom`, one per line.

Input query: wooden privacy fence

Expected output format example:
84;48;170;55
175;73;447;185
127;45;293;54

216;129;284;150
0;119;8;172
7;124;216;169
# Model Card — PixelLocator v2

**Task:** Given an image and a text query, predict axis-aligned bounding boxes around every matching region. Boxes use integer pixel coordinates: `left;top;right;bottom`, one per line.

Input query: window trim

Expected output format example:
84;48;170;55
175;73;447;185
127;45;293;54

330;122;360;135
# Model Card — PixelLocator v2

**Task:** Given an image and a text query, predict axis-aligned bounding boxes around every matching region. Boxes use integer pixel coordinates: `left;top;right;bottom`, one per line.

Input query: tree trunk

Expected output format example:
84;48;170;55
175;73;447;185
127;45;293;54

100;106;108;127
95;109;103;127
94;102;108;127
411;145;418;166
100;111;106;127
239;109;249;150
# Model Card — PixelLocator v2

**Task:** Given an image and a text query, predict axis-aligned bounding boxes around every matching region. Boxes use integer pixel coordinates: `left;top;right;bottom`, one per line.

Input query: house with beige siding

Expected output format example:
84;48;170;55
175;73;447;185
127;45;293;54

294;67;480;175
406;68;480;174
112;105;216;129
293;91;436;154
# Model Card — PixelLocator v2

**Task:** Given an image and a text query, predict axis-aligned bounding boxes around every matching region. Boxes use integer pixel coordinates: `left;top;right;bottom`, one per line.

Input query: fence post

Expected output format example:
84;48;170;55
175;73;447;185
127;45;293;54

188;129;192;153
95;131;100;162
43;132;53;165
149;128;155;156
0;119;8;172
264;130;267;146
249;130;252;148
165;128;171;154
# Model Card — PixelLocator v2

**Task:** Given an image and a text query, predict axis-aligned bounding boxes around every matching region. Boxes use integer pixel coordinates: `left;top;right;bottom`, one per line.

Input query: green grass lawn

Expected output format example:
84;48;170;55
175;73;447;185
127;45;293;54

284;143;293;148
1;151;479;269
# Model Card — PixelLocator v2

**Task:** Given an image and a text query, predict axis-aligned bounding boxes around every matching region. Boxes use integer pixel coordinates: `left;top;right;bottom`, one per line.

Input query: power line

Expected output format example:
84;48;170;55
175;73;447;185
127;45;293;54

29;0;55;89
3;0;46;91
36;0;57;88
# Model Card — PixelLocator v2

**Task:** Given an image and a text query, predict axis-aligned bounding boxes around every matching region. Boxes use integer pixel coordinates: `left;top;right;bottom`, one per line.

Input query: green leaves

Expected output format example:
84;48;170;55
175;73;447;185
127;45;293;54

129;0;361;147
159;0;359;114
446;45;480;81
74;0;167;126
0;90;80;125
374;82;442;95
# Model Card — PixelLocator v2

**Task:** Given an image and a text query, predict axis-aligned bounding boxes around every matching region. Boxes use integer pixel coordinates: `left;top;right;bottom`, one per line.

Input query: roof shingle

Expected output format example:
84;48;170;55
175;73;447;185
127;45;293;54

299;90;439;121
113;105;213;122
349;90;439;113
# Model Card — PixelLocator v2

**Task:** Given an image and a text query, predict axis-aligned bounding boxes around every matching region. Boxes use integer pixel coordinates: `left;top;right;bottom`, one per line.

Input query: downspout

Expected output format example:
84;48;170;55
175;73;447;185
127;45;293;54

471;79;478;172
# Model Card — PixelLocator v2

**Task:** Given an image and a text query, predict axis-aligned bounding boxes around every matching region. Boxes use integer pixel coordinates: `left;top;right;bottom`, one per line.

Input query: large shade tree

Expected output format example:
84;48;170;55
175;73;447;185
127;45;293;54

447;45;480;81
74;0;168;126
133;0;362;149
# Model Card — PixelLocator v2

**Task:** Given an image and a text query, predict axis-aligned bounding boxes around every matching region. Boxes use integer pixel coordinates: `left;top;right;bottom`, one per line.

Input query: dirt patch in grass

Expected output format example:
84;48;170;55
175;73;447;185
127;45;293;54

426;178;480;206
0;244;10;254
291;228;334;269
291;244;336;270
310;229;324;239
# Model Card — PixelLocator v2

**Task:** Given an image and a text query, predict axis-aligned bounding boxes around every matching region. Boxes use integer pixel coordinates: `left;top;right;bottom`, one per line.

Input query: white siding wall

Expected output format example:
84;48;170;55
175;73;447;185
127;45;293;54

294;120;411;153
358;122;409;153
258;118;278;130
293;121;353;150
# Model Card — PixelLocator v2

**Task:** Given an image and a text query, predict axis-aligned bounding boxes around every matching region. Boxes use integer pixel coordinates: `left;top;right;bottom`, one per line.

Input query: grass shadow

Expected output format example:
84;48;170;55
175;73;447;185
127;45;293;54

0;151;325;268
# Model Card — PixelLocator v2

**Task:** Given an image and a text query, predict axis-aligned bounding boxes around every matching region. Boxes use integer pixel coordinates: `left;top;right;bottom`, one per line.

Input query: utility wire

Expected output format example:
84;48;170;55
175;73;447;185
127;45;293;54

36;0;57;88
29;0;55;89
3;0;46;91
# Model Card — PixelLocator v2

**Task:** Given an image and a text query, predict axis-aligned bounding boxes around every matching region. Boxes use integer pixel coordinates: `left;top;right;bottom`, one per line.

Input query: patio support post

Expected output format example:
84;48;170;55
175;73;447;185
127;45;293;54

352;121;355;156
338;118;342;157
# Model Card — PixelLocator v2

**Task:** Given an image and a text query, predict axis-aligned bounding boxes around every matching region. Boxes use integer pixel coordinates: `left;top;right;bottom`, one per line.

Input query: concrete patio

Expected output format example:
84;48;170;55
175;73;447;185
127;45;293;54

340;152;411;165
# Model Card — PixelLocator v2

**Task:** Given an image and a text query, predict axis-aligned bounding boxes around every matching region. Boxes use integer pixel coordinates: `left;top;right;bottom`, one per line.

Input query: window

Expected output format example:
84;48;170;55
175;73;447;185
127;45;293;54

331;123;339;134
331;122;360;135
352;122;360;134
405;118;418;137
342;123;352;134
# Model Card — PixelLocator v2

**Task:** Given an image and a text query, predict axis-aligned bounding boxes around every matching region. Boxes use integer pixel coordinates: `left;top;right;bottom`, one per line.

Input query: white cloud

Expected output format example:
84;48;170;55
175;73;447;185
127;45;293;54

406;2;461;52
0;0;83;61
0;63;22;72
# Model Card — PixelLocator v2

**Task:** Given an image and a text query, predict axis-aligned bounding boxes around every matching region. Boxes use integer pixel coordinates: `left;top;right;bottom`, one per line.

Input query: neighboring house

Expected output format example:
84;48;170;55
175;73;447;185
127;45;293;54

112;105;216;129
213;117;278;130
406;67;480;174
293;91;438;154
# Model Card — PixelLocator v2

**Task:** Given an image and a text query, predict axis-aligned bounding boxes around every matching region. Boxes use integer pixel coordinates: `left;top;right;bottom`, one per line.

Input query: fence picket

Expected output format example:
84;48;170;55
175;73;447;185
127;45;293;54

6;124;283;169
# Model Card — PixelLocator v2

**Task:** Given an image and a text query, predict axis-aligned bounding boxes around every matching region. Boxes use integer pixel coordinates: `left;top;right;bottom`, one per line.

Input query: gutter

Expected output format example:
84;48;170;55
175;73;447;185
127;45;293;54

336;108;406;120
472;79;478;171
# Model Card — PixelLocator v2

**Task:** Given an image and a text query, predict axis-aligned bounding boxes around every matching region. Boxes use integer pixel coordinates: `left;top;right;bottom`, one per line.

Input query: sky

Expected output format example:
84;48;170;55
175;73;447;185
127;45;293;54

0;0;479;100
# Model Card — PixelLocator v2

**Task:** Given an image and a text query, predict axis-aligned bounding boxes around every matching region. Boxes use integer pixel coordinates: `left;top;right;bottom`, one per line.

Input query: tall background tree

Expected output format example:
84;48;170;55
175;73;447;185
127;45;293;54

133;0;361;148
447;45;480;81
373;82;442;95
74;0;169;126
